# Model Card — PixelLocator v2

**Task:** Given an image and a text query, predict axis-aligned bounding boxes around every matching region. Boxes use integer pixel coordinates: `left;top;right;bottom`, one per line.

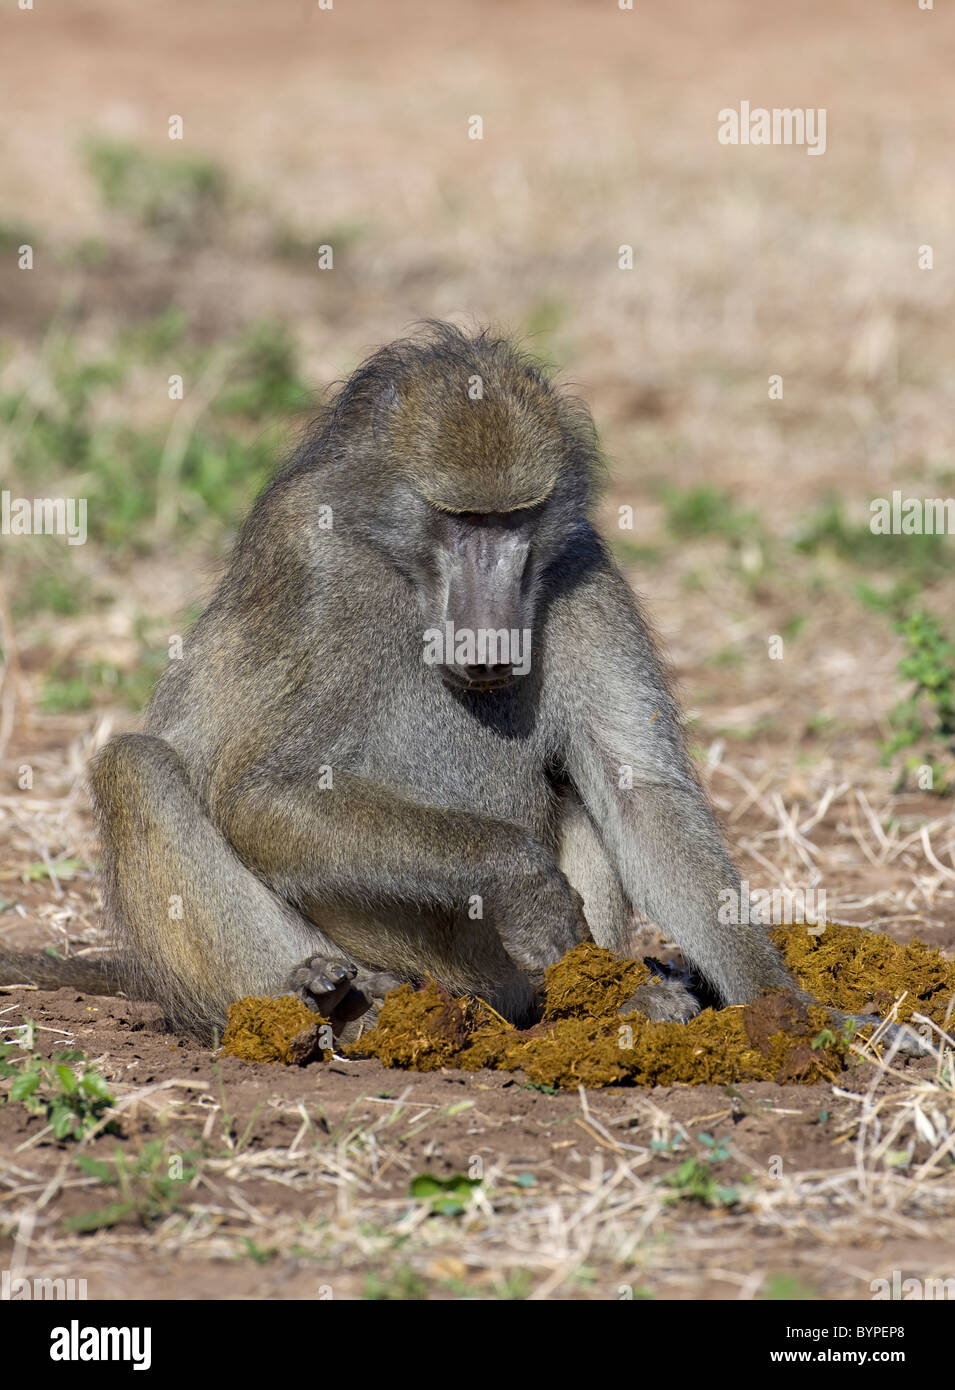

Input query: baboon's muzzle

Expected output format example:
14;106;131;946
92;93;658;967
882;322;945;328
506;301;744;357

440;526;533;689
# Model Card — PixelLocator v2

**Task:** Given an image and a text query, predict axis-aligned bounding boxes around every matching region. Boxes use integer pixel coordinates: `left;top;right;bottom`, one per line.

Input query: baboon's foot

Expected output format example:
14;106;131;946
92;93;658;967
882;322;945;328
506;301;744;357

827;1007;932;1058
284;956;402;1037
287;956;358;1015
622;964;702;1023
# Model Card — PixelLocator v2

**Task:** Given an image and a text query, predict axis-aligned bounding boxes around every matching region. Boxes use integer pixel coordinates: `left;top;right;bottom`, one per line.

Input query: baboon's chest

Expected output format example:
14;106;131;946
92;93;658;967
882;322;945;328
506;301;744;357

352;680;557;835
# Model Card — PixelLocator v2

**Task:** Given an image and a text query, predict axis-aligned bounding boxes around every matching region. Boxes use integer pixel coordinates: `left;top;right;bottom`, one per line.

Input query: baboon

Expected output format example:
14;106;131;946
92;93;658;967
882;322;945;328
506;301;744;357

0;325;917;1047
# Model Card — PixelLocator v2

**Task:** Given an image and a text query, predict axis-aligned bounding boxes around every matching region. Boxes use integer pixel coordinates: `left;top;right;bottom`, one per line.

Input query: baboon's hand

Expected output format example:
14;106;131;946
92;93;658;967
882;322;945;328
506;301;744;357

494;847;592;975
622;973;702;1023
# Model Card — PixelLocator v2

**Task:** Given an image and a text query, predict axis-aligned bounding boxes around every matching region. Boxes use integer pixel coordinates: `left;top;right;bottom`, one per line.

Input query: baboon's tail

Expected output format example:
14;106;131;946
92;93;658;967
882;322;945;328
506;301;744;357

0;949;137;997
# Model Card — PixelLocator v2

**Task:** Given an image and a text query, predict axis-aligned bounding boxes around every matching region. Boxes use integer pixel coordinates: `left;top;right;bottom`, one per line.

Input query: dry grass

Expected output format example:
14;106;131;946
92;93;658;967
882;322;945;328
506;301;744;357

2;1036;953;1301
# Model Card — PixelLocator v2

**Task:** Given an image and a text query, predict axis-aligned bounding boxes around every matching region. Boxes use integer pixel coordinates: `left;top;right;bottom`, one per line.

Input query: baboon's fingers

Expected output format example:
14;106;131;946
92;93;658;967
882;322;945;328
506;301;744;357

358;970;404;1000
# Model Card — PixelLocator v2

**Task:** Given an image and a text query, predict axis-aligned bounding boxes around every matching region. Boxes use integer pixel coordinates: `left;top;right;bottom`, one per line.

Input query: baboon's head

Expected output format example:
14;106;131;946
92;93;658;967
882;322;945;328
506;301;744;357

322;324;601;691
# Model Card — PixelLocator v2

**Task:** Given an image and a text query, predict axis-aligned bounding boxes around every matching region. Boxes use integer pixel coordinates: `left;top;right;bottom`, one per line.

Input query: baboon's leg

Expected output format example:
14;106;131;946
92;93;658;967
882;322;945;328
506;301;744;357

557;789;630;950
90;734;326;1036
93;737;541;1032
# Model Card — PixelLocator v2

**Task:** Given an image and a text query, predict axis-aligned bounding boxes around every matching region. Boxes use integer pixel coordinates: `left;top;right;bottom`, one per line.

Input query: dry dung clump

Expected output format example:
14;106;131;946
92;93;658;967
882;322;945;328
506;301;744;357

346;939;871;1087
343;980;479;1070
221;995;331;1065
542;942;650;1019
224;927;955;1087
774;922;955;1025
741;992;847;1084
346;985;848;1088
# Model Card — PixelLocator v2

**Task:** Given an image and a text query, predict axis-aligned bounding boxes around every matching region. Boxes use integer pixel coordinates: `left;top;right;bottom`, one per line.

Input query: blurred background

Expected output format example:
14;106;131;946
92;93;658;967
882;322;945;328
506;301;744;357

1;0;954;952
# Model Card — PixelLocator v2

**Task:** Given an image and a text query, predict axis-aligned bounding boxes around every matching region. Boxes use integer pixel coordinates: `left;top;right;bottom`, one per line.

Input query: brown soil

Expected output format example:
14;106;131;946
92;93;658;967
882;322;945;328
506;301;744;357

0;981;950;1301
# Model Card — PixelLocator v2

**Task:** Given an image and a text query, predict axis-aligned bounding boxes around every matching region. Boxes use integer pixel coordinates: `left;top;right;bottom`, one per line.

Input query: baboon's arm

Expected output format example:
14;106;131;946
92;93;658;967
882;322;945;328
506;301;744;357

218;769;588;971
557;566;794;1004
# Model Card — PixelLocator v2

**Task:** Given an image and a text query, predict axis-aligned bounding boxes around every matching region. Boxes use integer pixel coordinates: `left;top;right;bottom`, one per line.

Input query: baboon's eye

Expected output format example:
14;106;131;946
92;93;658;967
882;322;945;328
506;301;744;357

426;500;547;530
423;482;554;525
446;508;542;533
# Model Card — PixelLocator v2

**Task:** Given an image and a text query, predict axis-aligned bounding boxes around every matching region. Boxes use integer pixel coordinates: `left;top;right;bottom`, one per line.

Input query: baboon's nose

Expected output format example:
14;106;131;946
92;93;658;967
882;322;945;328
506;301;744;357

463;662;513;687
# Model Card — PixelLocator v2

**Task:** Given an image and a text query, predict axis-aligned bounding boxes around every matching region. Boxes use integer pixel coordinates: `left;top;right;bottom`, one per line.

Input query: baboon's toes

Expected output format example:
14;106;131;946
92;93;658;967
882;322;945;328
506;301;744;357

287;956;358;1015
281;959;403;1039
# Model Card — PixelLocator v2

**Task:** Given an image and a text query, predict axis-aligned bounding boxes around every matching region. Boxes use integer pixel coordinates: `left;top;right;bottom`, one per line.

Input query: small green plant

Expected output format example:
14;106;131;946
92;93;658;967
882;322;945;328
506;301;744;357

362;1265;429;1300
812;1018;856;1053
118;307;187;359
0;1042;115;1141
215;320;310;420
67;236;111;269
0;219;37;251
408;1172;481;1216
854;579;920;617
3;317;309;561
795;497;948;580
491;1269;533;1299
882;610;955;794
781;613;808;642
525;298;567;341
14;565;89;617
67;1140;199;1232
661;1133;740;1208
240;1238;278;1265
649;1135;685;1154
607;537;662;568
22;860;84;882
763;1273;819;1300
4;345;124;485
40;646;168;714
271;217;367;265
660;484;757;542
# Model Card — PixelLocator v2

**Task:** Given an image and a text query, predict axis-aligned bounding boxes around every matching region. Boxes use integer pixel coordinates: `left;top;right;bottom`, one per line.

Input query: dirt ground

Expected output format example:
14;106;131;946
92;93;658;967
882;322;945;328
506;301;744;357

1;0;954;1301
1;984;951;1302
